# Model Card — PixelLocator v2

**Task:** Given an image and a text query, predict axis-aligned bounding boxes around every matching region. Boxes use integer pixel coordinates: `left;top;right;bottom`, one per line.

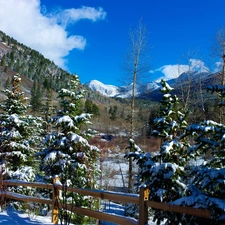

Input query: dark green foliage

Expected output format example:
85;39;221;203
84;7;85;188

185;84;225;202
2;75;27;114
84;99;100;116
2;33;6;42
4;65;8;73
0;74;43;176
146;104;161;138
125;80;190;224
1;55;6;66
109;105;117;120
43;77;53;90
38;74;99;224
30;80;43;113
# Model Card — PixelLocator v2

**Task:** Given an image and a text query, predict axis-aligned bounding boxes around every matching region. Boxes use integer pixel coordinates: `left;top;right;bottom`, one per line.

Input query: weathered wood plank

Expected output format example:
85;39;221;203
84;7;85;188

2;180;53;190
56;185;139;204
146;200;211;218
0;191;52;205
60;203;138;225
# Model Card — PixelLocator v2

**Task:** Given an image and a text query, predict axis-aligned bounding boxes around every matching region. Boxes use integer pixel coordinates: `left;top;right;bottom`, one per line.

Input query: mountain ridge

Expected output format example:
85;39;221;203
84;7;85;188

85;71;221;100
85;79;160;98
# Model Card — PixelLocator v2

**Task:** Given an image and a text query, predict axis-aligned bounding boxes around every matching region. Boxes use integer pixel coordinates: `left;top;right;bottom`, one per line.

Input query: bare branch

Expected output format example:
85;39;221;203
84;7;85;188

121;19;151;193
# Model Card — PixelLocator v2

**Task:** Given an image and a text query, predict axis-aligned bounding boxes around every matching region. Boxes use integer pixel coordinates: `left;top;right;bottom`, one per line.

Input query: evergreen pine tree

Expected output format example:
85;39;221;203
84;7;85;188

179;84;225;221
0;74;43;179
84;99;100;116
125;80;189;224
38;74;99;224
92;103;100;116
109;105;117;120
30;79;43;113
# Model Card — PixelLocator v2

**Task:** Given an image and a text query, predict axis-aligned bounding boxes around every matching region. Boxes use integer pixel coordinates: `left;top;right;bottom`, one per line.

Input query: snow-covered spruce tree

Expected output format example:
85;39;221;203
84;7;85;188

125;80;190;224
0;74;43;176
175;84;225;223
0;74;43;208
38;74;99;224
124;139;143;219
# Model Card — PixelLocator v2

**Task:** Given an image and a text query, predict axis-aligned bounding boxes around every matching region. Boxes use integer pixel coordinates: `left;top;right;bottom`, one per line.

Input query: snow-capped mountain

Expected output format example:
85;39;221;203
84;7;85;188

85;80;121;97
85;80;160;98
85;71;220;99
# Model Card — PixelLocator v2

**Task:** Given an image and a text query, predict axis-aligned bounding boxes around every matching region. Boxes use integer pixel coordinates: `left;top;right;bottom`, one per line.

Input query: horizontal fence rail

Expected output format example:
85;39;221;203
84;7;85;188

56;184;139;204
1;191;52;205
59;202;137;225
1;180;53;190
0;179;214;225
146;201;211;219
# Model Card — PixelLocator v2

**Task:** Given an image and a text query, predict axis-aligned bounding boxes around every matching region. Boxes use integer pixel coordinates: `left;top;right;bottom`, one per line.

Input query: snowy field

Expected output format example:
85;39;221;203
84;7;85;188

100;201;159;225
0;209;53;224
0;204;160;225
100;153;138;190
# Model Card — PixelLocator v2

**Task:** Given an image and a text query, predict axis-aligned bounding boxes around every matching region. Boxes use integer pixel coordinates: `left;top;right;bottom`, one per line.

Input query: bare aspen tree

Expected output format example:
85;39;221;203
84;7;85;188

212;27;225;85
122;19;151;192
173;50;211;121
211;28;225;123
177;50;205;110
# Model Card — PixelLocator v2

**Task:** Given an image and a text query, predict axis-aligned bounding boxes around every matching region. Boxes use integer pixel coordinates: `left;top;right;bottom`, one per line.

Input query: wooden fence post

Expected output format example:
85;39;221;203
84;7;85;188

52;176;60;224
139;185;148;225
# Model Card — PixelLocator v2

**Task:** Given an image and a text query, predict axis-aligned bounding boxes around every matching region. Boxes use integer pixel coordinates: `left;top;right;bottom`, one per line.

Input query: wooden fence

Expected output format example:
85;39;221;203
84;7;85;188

0;178;212;225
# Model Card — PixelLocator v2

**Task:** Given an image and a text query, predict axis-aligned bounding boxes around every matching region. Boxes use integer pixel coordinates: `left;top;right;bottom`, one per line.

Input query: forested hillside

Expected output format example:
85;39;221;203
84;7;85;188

0;30;71;91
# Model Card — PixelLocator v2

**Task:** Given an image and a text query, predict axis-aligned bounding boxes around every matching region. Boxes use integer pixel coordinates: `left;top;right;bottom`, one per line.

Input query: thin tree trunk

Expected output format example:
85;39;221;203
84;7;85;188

219;54;225;123
128;68;137;193
123;19;150;193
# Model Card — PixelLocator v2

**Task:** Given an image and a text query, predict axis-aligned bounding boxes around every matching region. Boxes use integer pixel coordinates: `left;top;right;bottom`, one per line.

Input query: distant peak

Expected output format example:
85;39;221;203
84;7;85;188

85;79;159;98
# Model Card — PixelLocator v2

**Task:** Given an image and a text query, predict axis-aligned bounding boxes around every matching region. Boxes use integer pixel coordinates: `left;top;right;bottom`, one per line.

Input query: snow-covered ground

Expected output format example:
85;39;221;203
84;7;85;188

0;209;53;224
100;153;139;190
101;201;126;225
101;201;159;225
0;203;160;225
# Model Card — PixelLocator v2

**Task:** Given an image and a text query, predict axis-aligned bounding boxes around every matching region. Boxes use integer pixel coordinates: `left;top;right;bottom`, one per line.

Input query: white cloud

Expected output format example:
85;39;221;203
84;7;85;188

189;59;209;72
155;64;189;81
53;6;107;27
0;0;106;69
151;59;209;82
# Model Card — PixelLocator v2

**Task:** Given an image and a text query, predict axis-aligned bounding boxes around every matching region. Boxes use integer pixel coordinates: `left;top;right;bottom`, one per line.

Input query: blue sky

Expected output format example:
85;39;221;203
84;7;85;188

0;0;224;85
